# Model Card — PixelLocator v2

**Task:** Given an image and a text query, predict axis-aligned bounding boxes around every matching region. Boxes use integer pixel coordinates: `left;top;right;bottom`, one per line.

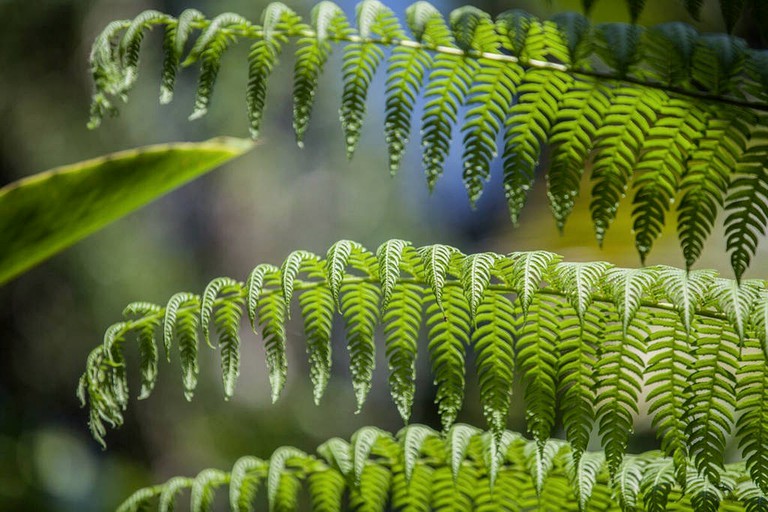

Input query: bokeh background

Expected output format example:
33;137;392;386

1;0;767;509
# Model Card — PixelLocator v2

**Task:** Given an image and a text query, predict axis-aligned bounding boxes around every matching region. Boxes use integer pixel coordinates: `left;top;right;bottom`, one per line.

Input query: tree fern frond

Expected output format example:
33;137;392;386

725;130;768;281
230;456;267;512
384;281;423;422
567;450;604;511
546;77;612;231
79;238;768;474
186;13;250;120
117;486;161;512
293;2;350;146
247;3;302;139
341;0;403;159
90;3;768;277
502;69;571;224
421;52;474;189
736;342;768;495
517;294;560;449
118;423;768;511
280;250;321;317
502;250;561;316
160;9;205;104
118;11;169;94
631;99;706;261
268;447;307;511
426;285;469;430
255;268;289;402
299;283;335;405
190;468;228;512
308;466;346;512
678;107;753;268
158;476;193;512
416;244;458;313
472;290;516;441
459;251;499;322
341;280;382;411
590;87;667;245
685;316;739;483
385;1;445;174
325;239;364;309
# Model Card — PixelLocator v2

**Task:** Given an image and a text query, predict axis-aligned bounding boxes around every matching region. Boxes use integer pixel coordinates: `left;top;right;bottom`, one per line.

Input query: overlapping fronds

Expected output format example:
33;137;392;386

80;239;768;492
117;423;766;512
89;1;768;277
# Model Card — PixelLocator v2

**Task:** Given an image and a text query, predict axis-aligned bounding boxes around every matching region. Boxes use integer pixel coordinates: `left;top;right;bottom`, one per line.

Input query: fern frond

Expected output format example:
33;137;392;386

384;1;446;174
546;77;612;231
341;279;382;412
160;9;205;104
725;128;768;281
190;468;228;512
90;3;768;277
116;423;767;511
472;289;516;441
247;3;302;139
187;13;250;120
426;285;469;431
293;2;350;146
678;107;753;268
340;0;403;159
517;294;560;449
79;238;768;483
685;316;739;483
384;281;423;422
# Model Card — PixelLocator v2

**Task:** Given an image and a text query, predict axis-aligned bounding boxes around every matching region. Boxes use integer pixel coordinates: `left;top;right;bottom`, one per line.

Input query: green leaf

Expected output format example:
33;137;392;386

416;244;459;313
459;252;499;322
159;476;193;512
384;282;424;422
229;456;266;512
267;447;306;511
0;138;252;286
340;280;381;411
190;468;228;512
472;290;516;440
426;285;470;430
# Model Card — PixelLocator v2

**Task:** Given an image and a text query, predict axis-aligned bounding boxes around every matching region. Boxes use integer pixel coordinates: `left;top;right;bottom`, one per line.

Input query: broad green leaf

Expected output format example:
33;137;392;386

0;137;252;285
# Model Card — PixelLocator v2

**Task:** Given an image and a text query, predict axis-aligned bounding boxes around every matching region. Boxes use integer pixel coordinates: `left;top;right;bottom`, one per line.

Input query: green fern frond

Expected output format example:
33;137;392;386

341;0;402;159
385;2;444;174
247;3;303;139
725;128;768;281
90;3;768;276
472;289;516;441
79;239;768;486
293;2;350;146
186;13;250;120
117;423;766;511
426;285;469;431
230;456;267;512
517;294;560;449
546;77;612;231
160;9;205;104
190;468;228;512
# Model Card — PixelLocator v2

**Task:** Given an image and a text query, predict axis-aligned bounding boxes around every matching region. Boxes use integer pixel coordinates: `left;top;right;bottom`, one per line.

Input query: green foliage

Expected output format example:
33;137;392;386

88;1;768;277
0;138;252;285
116;423;765;512
80;239;768;495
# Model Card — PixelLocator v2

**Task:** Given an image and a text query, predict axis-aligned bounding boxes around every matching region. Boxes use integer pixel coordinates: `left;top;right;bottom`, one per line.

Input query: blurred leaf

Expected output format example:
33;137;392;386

0;137;253;285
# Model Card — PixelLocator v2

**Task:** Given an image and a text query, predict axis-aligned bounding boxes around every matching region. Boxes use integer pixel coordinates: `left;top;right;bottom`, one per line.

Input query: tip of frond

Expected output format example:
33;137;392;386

189;108;207;121
296;140;305;149
159;87;174;105
184;391;195;401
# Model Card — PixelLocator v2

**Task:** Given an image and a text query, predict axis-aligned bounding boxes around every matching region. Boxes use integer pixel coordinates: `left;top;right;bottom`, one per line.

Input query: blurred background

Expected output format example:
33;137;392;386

1;0;767;509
